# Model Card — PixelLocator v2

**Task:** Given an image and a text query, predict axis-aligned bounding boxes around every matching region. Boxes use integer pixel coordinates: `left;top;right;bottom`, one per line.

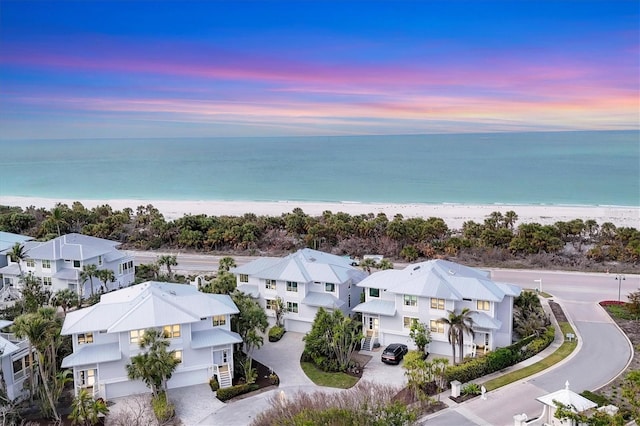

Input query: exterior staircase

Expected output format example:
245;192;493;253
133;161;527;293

361;329;376;352
217;364;233;389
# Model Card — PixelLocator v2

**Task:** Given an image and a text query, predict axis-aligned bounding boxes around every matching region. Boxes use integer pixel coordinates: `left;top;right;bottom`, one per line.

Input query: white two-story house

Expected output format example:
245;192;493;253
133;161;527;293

0;233;135;298
60;281;242;399
0;320;32;402
231;248;367;333
353;259;521;358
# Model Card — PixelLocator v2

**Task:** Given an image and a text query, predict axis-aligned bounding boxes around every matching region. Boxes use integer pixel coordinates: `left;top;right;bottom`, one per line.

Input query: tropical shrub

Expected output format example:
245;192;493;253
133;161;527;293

209;376;219;392
216;383;259;401
461;382;481;396
268;325;285;342
151;392;175;423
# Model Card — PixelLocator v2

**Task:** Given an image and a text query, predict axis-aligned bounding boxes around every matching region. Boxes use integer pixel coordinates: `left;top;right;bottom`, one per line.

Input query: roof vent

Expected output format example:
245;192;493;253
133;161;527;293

413;266;420;271
448;269;456;275
169;290;176;295
309;257;316;262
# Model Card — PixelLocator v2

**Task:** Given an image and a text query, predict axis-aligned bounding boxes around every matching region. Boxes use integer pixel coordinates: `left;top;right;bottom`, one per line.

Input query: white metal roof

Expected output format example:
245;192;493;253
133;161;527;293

352;300;397;316
469;311;502;330
232;249;366;285
236;284;259;298
536;381;597;412
22;233;122;261
61;342;122;368
357;260;520;302
62;281;239;335
191;328;242;349
301;291;345;309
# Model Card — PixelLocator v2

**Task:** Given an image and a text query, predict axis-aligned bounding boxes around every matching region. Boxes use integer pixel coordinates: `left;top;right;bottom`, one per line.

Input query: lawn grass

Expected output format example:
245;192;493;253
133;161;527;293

300;362;360;389
482;321;578;391
605;304;640;321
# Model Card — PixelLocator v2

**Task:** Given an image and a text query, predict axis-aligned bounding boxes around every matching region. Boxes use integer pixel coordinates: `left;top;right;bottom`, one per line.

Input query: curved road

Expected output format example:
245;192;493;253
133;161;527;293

129;251;637;425
428;269;637;425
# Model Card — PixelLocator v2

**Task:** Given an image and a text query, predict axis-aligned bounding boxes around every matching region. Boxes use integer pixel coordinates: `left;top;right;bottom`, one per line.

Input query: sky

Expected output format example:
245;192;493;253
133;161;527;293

0;1;638;139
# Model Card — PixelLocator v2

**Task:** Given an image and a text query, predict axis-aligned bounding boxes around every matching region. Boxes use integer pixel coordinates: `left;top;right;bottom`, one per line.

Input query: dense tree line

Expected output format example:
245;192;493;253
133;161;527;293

1;203;638;271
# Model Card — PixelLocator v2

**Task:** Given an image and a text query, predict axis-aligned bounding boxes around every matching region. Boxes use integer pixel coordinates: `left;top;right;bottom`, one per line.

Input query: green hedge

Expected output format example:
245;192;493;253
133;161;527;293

268;326;286;342
216;383;259;402
445;326;556;385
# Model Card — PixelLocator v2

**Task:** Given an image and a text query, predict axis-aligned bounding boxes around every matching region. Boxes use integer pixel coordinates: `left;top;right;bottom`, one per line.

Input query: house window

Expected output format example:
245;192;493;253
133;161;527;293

73;260;81;268
173;350;183;364
265;299;276;310
12;355;30;381
430;298;445;310
42;260;51;269
369;288;380;298
430;320;445;333
163;324;181;338
403;295;418;307
129;329;146;344
43;277;52;286
78;369;95;387
286;281;298;292
325;283;335;292
287;302;298;313
239;274;249;283
265;279;277;290
120;260;134;275
212;315;226;326
26;259;35;268
477;300;490;311
78;333;94;345
403;317;418;329
98;255;103;266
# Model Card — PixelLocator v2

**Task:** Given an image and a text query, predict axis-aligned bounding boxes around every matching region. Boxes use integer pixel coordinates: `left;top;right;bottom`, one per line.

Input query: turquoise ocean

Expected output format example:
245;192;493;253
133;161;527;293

0;131;638;207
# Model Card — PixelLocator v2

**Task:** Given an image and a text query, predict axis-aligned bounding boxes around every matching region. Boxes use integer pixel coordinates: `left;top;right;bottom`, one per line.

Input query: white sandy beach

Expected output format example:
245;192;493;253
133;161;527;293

1;196;638;230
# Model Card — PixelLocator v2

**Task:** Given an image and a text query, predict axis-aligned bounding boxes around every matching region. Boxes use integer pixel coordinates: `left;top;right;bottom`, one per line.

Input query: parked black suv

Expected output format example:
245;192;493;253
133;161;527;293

381;343;408;364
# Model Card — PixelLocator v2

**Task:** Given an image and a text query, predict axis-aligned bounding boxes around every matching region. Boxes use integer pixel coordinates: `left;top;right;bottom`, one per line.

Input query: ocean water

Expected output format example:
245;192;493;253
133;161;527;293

0;131;638;207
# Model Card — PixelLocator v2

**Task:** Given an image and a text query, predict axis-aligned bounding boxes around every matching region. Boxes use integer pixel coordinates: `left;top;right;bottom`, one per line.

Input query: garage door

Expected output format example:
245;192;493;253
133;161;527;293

285;319;311;334
105;380;148;399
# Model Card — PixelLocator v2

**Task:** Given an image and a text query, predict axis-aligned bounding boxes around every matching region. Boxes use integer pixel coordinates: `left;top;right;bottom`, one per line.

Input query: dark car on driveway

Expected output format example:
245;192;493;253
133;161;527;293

381;343;408;364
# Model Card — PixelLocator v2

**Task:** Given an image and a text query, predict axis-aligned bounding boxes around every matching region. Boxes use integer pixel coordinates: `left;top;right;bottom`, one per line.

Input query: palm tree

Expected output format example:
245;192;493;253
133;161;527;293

440;308;475;364
51;288;78;315
68;388;109;425
80;264;99;299
218;256;236;272
95;269;116;293
126;329;179;399
48;206;67;236
157;255;178;280
13;308;63;421
8;243;27;281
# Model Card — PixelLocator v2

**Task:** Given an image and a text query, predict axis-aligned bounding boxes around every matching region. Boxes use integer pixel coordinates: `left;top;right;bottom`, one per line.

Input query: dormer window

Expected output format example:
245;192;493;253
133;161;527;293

477;300;490;311
78;332;94;345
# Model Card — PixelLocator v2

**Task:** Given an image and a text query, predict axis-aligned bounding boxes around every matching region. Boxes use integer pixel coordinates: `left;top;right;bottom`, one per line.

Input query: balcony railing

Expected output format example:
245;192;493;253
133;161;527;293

0;332;29;350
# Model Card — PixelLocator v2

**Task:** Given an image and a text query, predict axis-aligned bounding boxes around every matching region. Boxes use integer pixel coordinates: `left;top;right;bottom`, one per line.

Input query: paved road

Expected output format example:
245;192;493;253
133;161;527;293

427;269;636;425
127;251;637;425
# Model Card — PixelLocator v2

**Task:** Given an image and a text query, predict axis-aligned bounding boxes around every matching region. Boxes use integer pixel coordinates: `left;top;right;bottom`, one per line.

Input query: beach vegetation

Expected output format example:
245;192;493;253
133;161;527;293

1;203;638;273
252;381;418;426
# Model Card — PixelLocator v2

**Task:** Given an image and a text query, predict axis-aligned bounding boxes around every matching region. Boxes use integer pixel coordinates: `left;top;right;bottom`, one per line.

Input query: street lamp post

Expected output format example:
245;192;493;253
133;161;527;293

534;279;542;293
615;274;625;302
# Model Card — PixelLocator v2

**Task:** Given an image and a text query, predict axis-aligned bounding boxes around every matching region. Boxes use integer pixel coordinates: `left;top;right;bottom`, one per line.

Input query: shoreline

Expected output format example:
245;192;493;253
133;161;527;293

1;196;638;230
